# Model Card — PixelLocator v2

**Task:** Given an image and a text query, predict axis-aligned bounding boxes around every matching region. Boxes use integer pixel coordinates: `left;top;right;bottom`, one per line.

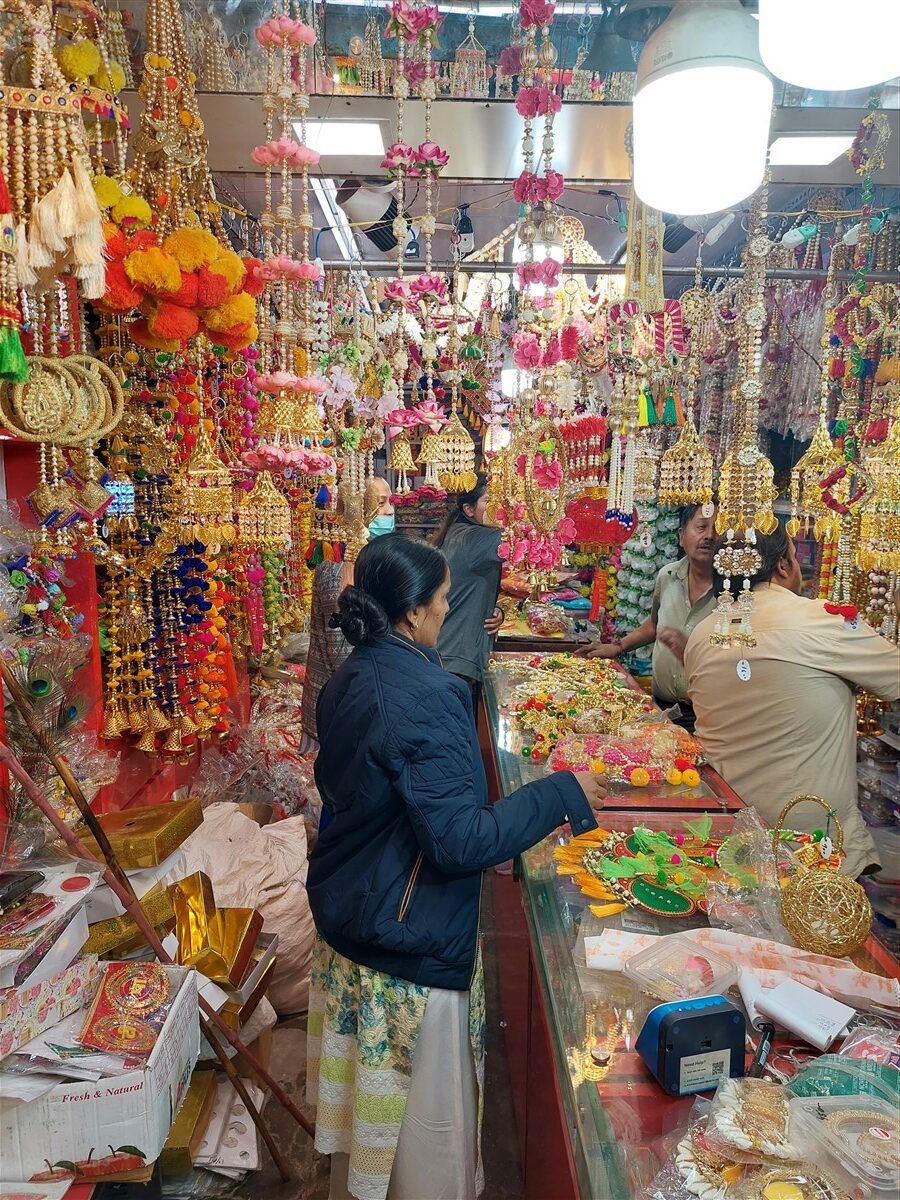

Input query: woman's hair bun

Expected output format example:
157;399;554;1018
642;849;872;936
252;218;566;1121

332;584;392;646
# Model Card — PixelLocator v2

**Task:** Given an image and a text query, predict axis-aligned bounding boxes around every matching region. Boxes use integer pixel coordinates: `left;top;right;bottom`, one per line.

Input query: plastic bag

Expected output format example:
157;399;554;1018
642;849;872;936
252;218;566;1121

734;1166;850;1200
705;1078;800;1163
643;1109;747;1200
705;808;791;944
838;1022;900;1069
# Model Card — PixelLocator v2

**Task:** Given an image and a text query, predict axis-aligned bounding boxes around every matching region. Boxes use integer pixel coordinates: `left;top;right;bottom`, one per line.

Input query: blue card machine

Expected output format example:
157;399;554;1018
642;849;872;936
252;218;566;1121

635;994;746;1096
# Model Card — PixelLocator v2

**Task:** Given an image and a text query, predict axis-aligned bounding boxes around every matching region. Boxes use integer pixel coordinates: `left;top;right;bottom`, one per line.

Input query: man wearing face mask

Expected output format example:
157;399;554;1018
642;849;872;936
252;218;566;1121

301;478;395;753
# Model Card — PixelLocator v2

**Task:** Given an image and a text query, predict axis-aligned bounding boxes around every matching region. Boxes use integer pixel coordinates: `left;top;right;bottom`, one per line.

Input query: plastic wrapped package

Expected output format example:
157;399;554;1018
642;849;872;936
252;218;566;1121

643;1114;748;1200
549;718;702;788
788;1095;900;1198
705;809;792;944
785;1053;899;1106
624;935;738;1003
705;1079;801;1163
524;601;573;638
838;1023;900;1069
735;1166;850;1200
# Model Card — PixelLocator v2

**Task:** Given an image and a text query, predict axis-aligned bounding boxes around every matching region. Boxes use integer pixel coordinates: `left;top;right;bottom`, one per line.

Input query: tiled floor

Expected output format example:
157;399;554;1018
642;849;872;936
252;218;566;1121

231;873;525;1200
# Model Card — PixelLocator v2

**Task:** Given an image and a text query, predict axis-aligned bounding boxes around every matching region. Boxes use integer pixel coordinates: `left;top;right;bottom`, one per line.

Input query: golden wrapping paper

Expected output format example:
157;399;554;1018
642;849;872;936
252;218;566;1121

169;872;263;986
161;1069;217;1175
83;885;175;956
78;798;203;869
219;957;276;1031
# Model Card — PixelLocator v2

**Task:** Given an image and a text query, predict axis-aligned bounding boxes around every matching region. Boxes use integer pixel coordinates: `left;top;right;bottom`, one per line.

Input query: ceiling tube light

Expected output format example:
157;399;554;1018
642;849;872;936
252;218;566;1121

633;0;773;217
758;0;900;93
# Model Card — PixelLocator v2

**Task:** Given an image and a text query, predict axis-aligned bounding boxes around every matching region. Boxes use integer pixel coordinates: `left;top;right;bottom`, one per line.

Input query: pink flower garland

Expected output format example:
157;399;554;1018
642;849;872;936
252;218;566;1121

251;137;320;168
512;169;564;204
515;86;561;118
515;257;561;291
255;16;316;48
519;0;555;29
385;0;442;45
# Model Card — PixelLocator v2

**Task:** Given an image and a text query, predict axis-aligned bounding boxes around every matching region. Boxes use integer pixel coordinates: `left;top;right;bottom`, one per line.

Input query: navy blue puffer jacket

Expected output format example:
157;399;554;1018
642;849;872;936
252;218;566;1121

309;632;597;989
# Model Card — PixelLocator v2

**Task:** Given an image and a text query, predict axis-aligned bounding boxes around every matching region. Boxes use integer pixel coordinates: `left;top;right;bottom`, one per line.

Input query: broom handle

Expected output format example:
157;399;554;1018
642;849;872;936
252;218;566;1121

0;742;315;1144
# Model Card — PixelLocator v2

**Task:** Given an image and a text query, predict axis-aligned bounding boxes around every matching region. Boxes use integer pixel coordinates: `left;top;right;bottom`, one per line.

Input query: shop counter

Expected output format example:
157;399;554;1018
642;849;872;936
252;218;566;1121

482;651;744;814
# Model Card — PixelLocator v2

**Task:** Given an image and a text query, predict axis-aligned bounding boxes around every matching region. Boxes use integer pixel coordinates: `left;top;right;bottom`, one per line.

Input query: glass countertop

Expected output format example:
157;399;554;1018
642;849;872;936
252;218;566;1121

518;814;741;1199
484;651;742;812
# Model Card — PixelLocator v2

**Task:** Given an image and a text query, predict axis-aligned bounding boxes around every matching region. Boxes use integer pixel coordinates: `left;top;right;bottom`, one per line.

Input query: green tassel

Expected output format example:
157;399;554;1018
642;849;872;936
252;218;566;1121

0;323;28;383
661;388;679;426
644;387;658;426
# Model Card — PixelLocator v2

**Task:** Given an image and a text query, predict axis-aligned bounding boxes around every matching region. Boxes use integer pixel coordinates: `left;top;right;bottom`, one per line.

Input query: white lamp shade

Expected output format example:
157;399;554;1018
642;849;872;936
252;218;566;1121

633;0;773;217
759;0;900;92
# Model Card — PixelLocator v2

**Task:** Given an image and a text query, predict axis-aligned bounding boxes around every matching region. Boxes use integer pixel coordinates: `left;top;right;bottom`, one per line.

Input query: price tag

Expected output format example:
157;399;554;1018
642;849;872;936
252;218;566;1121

736;659;752;682
639;530;654;549
701;502;715;518
848;616;860;631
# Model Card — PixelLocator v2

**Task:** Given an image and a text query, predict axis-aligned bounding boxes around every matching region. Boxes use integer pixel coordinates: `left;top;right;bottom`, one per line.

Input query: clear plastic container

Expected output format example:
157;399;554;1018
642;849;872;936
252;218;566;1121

623;934;739;1002
789;1094;900;1196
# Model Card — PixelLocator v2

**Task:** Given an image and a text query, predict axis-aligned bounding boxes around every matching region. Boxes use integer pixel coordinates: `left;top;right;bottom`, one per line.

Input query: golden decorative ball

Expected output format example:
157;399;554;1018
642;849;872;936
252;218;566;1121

781;870;873;958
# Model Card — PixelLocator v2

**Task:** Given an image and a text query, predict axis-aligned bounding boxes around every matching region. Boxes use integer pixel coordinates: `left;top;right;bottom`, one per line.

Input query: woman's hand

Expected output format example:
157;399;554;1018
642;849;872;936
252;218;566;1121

575;641;621;659
484;607;504;635
572;771;607;814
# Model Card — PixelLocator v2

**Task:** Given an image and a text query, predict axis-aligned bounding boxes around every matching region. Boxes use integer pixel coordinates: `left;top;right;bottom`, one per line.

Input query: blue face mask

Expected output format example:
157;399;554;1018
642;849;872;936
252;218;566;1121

368;515;395;537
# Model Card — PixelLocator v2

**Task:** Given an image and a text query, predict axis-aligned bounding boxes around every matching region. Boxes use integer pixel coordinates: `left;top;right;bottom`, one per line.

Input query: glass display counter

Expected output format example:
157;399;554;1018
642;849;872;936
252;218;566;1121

483;651;744;814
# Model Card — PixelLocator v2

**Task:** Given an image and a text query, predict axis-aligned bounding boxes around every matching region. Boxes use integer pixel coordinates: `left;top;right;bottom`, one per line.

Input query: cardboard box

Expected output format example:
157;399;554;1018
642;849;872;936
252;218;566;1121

85;850;187;924
0;867;100;989
0;955;98;1058
0;966;199;1182
77;798;202;870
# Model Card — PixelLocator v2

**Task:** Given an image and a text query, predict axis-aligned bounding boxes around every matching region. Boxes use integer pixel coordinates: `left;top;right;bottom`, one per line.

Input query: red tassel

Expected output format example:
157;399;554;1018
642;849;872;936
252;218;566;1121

864;417;889;443
561;325;579;360
830;360;846;379
0;167;11;215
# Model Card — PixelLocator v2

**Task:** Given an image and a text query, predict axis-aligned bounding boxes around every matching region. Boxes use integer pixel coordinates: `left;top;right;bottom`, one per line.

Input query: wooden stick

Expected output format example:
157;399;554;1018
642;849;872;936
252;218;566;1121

0;742;315;1144
0;657;132;897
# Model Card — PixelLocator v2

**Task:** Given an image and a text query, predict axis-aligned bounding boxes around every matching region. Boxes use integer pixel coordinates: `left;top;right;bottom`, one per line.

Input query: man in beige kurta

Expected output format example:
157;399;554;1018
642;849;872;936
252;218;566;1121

684;532;900;879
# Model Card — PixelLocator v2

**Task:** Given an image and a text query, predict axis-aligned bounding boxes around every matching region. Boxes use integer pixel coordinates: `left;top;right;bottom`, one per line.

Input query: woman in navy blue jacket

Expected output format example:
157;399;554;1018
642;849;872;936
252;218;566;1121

306;534;605;1200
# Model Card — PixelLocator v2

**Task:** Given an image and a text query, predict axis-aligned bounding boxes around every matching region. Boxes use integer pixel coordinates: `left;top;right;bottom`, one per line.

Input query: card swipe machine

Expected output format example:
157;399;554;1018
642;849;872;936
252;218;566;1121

636;995;746;1096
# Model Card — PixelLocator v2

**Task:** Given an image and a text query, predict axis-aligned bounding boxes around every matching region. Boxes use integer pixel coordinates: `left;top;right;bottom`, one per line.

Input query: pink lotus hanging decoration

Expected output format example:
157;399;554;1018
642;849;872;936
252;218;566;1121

256;371;303;393
415;141;450;174
515;258;561;291
383;279;412;304
255;16;316;48
519;0;556;29
512;169;564;204
515;86;562;118
404;59;438;86
386;407;422;437
242;445;336;475
382;141;419;176
410;398;448;432
254;256;323;284
385;0;443;46
513;332;542;370
251;137;320;168
297;374;328;394
410;273;448;305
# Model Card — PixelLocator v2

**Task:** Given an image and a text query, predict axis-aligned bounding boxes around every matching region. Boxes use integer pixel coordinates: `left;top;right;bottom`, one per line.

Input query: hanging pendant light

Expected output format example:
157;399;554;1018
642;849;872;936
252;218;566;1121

633;0;773;216
758;0;900;93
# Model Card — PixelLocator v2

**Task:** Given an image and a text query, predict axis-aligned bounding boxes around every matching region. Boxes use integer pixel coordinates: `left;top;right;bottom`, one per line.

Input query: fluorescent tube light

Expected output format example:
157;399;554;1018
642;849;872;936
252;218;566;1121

768;134;855;166
300;120;385;157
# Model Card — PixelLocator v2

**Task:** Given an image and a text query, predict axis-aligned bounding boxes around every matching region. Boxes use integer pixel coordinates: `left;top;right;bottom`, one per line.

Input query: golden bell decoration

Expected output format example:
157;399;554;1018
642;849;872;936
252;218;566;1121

858;417;900;572
436;410;478;493
237;471;291;548
389;432;416;495
178;425;236;547
786;417;843;542
417;432;443;488
715;439;779;537
774;796;872;958
658;416;714;507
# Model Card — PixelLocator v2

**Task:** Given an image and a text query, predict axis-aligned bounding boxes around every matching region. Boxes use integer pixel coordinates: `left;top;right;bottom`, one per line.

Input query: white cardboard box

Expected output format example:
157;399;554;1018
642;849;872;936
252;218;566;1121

0;966;199;1182
85;850;187;924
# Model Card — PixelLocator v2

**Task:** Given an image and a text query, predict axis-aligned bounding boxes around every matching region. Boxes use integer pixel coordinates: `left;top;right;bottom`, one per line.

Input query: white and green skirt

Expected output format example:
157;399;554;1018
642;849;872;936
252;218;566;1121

306;936;485;1200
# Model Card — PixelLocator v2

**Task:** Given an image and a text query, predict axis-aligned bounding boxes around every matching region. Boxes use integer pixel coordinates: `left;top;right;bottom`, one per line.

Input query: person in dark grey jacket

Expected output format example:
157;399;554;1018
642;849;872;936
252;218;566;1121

306;534;605;1200
434;475;504;687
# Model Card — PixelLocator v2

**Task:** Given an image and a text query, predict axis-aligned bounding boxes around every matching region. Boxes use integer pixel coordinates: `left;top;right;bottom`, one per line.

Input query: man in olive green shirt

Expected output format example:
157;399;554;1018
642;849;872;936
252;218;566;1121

580;505;717;727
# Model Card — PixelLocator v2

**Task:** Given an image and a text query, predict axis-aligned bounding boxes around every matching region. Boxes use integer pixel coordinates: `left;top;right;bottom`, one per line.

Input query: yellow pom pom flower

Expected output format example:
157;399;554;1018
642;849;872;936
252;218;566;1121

93;60;127;93
92;174;122;209
111;194;153;227
164;227;220;272
208;247;246;292
57;39;102;81
665;767;684;787
588;760;606;775
124;247;182;295
629;768;650;787
682;768;701;788
203;290;256;332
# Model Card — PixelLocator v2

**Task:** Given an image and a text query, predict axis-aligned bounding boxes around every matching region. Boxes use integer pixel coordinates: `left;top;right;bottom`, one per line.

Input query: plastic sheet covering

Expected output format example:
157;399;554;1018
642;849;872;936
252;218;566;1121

163;803;315;1015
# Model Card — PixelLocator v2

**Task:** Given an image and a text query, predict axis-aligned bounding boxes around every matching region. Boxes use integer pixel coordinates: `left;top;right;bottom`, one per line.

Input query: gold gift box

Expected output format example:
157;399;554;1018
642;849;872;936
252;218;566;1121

169;872;263;987
83;885;175;956
161;1069;218;1176
219;957;276;1031
78;797;202;869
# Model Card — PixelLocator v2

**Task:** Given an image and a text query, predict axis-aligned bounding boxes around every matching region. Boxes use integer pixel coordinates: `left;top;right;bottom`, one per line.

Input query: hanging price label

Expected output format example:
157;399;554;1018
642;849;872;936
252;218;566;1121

639;530;654;549
701;503;715;518
847;617;860;631
736;659;752;682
